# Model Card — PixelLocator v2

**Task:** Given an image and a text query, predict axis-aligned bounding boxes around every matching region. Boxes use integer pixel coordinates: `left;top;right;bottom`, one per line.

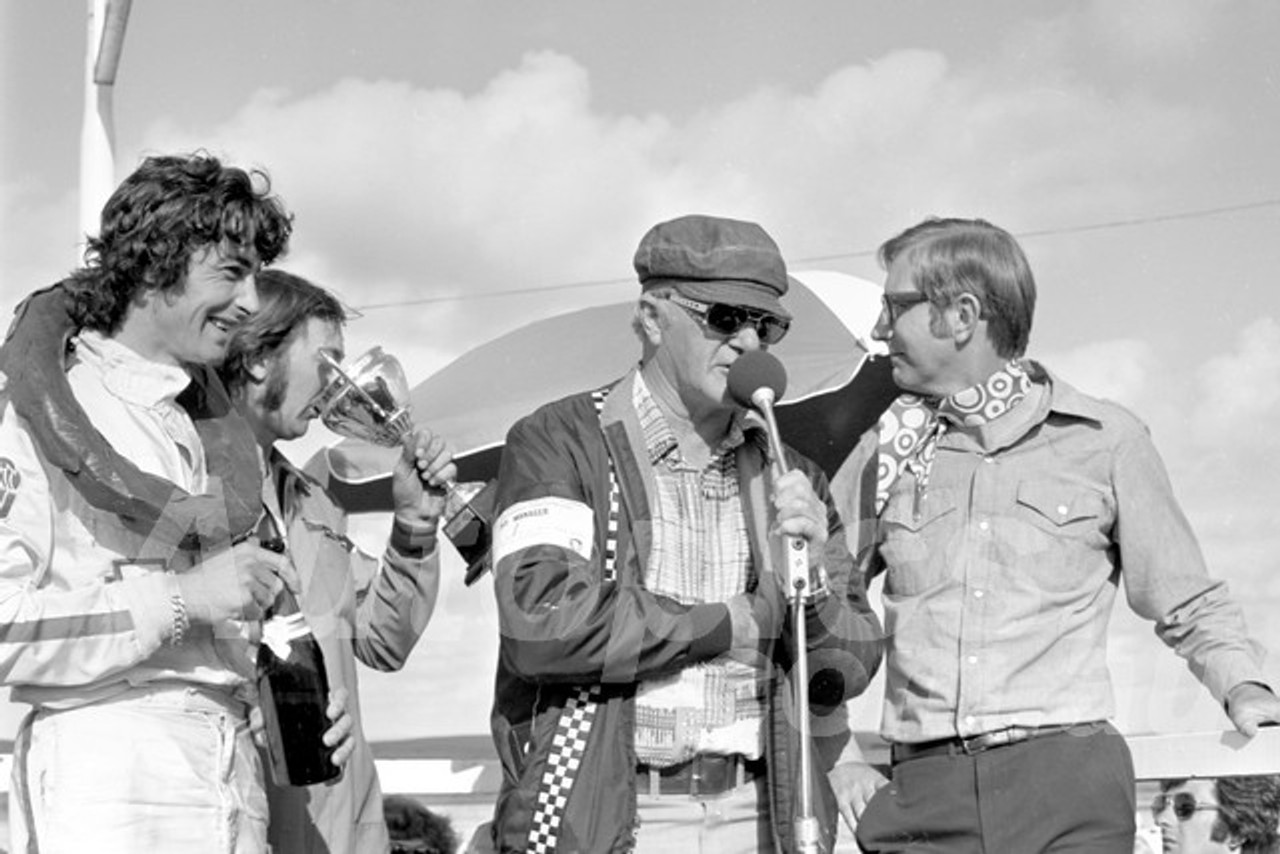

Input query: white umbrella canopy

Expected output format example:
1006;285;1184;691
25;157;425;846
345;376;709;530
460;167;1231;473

305;270;898;579
314;270;890;483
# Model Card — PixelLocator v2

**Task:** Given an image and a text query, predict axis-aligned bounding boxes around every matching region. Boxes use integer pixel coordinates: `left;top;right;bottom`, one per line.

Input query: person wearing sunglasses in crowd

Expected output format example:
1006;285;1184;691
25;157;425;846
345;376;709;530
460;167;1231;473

217;269;456;854
1154;776;1280;853
828;216;1280;853
473;214;883;853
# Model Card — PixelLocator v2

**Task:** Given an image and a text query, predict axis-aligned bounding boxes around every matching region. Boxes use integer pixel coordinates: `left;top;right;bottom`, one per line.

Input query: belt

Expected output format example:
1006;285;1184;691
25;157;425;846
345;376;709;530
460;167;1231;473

636;753;765;797
891;721;1105;764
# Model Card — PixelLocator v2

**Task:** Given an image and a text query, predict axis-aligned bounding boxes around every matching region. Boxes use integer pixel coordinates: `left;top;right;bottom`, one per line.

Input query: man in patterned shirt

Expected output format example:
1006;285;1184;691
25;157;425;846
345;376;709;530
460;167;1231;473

832;216;1280;853
478;213;883;853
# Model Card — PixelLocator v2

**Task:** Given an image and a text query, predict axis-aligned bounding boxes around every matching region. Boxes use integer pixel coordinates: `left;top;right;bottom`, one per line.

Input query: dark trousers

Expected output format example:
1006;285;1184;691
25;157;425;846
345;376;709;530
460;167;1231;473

855;724;1136;854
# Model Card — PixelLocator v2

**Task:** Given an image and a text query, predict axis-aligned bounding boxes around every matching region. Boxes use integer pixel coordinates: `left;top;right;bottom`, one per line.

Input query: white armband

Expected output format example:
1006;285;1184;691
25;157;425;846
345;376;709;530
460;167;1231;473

493;496;594;564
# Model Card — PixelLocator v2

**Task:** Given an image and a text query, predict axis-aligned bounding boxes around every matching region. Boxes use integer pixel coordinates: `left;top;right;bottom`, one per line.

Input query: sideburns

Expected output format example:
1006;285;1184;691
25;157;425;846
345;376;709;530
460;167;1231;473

928;307;951;340
261;358;289;412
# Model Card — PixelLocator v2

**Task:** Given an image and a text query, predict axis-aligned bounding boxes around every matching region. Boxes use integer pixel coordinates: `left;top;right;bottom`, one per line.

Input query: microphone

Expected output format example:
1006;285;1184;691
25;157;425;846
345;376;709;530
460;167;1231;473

726;351;811;593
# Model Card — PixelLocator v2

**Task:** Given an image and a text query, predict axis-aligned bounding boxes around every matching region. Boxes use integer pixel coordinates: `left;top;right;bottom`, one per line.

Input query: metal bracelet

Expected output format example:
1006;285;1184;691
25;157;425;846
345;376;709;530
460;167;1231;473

168;589;190;646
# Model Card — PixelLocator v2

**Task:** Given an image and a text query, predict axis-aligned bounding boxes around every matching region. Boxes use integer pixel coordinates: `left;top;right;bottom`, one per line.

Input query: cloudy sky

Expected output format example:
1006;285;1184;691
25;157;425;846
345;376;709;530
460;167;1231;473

1;1;1278;743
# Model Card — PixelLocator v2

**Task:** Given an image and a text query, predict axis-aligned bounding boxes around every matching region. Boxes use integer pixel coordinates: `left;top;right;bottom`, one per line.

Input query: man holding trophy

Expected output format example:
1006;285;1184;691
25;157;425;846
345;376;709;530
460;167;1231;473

219;269;457;854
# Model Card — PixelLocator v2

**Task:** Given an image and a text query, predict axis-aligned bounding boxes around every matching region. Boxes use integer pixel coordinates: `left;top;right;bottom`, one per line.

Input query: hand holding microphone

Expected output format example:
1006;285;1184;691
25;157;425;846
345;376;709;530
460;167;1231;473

727;351;827;594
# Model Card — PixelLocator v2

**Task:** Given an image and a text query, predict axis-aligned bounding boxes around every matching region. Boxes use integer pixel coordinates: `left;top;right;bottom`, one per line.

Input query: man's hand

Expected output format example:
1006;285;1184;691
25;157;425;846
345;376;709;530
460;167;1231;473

248;687;356;770
323;687;356;768
177;540;295;624
829;761;889;833
1226;682;1280;736
390;428;457;552
771;470;828;558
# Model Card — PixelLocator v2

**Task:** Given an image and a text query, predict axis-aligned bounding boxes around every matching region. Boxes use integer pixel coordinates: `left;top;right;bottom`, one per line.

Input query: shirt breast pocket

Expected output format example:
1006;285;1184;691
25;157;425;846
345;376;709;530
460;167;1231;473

879;488;958;596
1013;479;1110;552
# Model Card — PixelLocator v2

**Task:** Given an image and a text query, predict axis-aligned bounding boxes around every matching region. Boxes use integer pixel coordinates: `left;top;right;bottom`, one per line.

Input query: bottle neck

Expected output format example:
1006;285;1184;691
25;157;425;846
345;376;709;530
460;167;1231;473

266;584;301;620
257;505;295;619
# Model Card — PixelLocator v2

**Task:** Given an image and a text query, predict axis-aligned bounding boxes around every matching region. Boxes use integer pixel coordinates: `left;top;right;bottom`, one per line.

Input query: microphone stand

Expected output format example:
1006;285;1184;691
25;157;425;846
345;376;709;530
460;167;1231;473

754;391;821;854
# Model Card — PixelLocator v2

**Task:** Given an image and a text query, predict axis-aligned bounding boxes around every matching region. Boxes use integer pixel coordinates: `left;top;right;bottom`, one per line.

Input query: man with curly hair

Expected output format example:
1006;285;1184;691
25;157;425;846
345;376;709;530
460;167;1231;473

0;153;352;852
1155;776;1280;853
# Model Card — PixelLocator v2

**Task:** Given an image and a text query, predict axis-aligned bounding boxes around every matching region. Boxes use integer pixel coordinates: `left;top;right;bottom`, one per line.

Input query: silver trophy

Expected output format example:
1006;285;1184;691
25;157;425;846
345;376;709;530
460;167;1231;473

315;347;494;581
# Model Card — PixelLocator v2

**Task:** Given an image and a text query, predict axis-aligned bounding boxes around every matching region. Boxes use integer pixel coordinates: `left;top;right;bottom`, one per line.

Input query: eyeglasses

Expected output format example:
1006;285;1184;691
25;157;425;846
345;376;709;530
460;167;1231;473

666;293;791;345
879;290;932;325
1152;791;1221;821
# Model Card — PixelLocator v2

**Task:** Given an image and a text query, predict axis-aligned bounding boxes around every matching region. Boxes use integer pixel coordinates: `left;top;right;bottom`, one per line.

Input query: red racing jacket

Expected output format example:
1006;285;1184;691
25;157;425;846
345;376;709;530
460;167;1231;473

485;369;884;853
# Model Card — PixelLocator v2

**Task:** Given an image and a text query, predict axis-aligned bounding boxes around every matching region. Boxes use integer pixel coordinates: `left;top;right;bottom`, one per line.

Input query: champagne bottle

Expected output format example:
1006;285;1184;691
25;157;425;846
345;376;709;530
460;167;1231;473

255;512;341;786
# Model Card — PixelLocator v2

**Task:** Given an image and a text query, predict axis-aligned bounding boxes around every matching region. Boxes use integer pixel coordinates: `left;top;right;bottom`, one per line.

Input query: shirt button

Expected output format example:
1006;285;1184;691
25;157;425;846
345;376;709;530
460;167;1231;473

966;655;978;665
983;456;994;464
964;715;976;727
973;589;985;599
978;520;990;531
1057;504;1069;516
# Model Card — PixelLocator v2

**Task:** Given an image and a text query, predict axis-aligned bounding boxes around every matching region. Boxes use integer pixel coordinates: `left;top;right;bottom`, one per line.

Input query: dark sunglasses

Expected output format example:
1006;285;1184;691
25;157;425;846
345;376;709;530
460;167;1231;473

1152;791;1220;821
667;293;790;345
879;290;932;325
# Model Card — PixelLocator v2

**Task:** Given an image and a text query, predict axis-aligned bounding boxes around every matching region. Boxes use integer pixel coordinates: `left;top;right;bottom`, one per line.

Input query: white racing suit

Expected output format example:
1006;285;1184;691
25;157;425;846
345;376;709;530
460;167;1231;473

0;332;264;853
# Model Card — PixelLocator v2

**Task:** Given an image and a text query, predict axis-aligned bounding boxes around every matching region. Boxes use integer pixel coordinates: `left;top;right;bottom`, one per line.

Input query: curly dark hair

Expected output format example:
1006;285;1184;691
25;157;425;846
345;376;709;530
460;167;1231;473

383;795;459;854
64;152;294;334
1215;775;1280;853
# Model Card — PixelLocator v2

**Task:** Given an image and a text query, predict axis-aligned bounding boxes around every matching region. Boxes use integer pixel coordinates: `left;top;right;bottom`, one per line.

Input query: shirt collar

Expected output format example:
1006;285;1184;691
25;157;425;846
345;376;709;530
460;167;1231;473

632;372;747;466
1023;360;1107;425
72;330;193;408
963;361;1105;453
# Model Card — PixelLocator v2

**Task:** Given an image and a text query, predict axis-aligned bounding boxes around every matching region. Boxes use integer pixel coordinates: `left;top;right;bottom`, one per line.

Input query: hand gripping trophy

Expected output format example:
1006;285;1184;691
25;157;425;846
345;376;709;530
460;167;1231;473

314;347;495;580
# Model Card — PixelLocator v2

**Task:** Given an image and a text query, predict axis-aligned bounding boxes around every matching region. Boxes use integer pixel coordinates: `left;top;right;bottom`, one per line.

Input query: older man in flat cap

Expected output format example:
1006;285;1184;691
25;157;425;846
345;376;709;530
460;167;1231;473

476;214;883;853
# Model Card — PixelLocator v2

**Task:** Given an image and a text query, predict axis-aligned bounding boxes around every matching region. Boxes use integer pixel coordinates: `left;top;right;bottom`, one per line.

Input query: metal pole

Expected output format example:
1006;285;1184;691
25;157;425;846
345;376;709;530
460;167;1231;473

80;0;132;242
758;401;821;852
792;578;820;853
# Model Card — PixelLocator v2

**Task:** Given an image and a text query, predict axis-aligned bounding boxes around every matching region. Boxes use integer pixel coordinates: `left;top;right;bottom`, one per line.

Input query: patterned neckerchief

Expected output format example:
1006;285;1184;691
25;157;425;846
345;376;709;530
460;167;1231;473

876;361;1034;514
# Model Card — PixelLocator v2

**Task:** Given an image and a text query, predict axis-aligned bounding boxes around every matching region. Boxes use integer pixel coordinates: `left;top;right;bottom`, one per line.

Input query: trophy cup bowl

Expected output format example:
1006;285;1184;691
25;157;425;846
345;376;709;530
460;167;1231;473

315;347;414;449
314;347;496;583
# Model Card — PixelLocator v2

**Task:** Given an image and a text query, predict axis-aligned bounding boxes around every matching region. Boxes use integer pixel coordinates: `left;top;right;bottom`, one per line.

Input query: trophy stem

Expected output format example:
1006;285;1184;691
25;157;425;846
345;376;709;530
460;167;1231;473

387;411;415;445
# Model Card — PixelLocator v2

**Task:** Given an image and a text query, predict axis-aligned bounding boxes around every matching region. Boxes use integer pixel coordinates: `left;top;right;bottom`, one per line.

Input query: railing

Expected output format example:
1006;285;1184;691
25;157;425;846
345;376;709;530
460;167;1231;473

2;729;1273;796
361;727;1280;795
1127;727;1280;779
1;729;1274;849
364;729;1280;853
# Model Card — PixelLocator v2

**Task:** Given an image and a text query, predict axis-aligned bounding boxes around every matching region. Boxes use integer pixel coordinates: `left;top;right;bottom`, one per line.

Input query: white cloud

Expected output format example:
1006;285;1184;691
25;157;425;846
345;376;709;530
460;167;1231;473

1192;316;1280;442
0;180;80;318
1037;338;1155;407
102;44;1228;392
1084;0;1223;58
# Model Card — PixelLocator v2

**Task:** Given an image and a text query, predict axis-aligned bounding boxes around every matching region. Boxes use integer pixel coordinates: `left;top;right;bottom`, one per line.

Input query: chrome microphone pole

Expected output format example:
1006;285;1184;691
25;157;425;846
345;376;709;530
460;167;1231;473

755;392;821;854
